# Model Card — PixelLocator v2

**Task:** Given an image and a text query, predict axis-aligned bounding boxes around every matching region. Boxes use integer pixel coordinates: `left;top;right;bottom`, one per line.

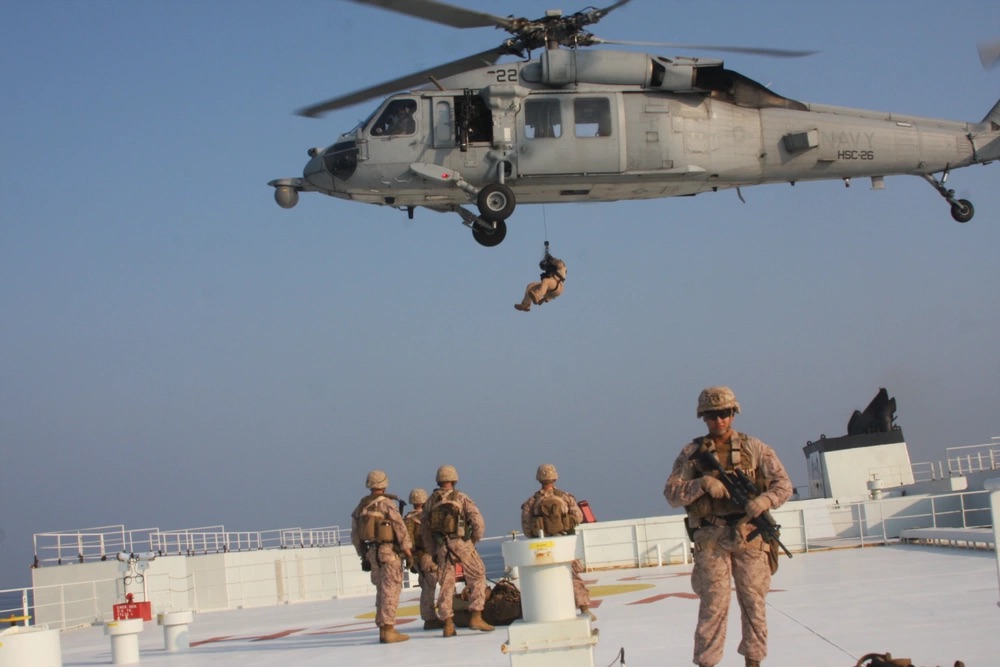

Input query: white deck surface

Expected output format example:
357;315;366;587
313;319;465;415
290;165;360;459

55;544;998;666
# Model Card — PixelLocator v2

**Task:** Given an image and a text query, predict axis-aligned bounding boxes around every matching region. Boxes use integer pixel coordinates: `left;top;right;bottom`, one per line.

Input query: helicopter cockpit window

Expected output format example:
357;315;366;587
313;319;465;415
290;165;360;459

524;99;562;139
370;99;417;136
574;98;612;138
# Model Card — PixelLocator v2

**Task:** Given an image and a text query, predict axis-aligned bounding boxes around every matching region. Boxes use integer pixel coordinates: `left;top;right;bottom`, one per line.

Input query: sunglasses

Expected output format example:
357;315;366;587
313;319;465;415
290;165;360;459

702;409;734;421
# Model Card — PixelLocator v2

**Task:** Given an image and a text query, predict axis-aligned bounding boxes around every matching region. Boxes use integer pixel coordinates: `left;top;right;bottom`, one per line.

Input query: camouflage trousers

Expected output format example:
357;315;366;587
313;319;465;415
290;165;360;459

690;523;771;667
571;559;591;608
368;543;404;627
416;551;439;621
433;538;487;619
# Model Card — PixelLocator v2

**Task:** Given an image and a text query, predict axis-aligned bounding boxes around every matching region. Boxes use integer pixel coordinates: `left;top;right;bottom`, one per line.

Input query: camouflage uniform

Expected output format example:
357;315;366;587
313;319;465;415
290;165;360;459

664;387;793;667
350;482;412;632
515;256;567;312
403;505;438;623
420;487;488;621
520;483;591;610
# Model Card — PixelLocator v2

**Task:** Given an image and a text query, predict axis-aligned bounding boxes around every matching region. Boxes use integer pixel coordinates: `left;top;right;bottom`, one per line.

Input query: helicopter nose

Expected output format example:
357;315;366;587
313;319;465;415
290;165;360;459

303;153;334;191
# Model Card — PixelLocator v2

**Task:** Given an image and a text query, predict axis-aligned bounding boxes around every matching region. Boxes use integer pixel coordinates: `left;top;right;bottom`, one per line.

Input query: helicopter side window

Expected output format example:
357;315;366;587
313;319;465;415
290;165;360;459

370;99;417;137
524;99;562;139
574;98;612;138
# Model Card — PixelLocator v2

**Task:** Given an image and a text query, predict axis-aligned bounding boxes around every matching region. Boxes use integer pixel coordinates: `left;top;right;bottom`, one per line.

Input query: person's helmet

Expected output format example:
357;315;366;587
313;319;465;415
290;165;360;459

696;386;742;417
365;469;388;490
436;465;459;484
536;464;558;482
408;488;428;505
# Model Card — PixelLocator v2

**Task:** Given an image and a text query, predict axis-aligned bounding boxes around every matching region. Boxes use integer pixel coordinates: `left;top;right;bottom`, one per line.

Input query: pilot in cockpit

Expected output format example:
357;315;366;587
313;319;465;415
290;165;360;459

372;100;416;136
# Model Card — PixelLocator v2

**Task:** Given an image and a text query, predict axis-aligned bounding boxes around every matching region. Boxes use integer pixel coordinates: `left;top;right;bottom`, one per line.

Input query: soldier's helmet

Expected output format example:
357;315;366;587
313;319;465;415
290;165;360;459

536;464;558;482
365;469;389;490
696;386;742;417
436;465;459;484
409;488;428;505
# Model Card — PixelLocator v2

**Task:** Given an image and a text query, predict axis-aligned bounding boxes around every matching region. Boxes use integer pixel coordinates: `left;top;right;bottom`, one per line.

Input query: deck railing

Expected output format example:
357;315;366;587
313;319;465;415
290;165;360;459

14;489;994;630
32;525;347;565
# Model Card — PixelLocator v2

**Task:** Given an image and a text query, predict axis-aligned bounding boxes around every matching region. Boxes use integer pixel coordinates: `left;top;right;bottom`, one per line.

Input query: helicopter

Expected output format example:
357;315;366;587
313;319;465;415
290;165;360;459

269;0;1000;247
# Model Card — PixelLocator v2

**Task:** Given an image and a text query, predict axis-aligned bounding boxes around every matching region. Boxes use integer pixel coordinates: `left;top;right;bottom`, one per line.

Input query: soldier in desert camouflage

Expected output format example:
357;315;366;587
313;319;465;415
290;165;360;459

350;470;413;644
664;387;793;667
420;465;494;637
520;463;594;620
403;488;441;630
514;249;567;312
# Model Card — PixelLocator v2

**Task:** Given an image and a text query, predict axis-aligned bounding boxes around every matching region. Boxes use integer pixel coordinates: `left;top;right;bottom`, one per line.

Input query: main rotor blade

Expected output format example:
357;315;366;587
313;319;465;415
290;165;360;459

583;0;633;24
979;39;1000;70
296;47;506;118
593;38;817;58
346;0;514;30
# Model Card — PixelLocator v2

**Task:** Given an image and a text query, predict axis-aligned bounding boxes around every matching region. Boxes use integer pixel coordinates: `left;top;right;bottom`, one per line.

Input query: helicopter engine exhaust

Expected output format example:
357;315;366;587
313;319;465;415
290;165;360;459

274;185;299;209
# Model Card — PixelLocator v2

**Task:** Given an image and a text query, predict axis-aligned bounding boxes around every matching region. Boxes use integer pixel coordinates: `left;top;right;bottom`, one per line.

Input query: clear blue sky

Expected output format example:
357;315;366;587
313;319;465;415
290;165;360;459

2;1;999;590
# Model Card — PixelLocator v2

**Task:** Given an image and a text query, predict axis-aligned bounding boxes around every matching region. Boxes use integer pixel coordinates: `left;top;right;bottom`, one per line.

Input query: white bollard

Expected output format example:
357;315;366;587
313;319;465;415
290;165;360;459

501;534;597;667
0;625;63;667
984;477;1000;608
104;618;144;665
156;611;194;652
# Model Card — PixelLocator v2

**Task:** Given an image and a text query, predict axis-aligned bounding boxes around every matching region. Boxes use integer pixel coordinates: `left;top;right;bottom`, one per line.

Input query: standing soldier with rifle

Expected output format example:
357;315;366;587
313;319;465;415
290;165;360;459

403;488;442;630
420;465;494;637
351;470;413;644
664;387;793;667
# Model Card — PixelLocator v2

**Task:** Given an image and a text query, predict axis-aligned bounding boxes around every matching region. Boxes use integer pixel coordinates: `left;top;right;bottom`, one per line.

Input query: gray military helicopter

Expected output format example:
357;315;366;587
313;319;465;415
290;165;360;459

269;0;1000;247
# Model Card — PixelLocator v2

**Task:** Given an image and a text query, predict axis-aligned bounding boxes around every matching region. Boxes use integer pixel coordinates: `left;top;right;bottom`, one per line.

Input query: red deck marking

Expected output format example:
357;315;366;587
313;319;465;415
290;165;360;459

628;592;698;604
304;617;417;636
589;600;602;608
190;636;233;647
251;628;307;641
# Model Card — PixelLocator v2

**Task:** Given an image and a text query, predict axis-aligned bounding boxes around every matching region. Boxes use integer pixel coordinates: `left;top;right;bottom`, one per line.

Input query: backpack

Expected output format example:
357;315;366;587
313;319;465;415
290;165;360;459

429;490;468;539
531;489;577;537
403;511;421;550
357;497;396;544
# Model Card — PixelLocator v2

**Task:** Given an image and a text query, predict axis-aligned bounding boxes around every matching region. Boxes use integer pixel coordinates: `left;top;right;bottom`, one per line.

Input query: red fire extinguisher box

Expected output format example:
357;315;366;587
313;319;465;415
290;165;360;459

112;601;152;621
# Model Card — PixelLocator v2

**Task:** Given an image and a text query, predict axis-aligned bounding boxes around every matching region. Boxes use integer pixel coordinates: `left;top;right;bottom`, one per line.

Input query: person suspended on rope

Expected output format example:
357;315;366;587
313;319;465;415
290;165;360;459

515;242;567;312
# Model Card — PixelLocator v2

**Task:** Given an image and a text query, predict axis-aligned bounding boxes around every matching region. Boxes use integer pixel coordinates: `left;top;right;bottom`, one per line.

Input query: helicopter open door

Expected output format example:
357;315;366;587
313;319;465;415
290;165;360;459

517;94;624;176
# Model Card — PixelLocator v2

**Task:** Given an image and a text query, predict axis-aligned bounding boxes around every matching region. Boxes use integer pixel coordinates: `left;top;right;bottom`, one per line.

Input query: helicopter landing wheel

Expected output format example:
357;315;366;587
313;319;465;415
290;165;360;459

950;198;974;223
476;183;516;222
472;219;507;247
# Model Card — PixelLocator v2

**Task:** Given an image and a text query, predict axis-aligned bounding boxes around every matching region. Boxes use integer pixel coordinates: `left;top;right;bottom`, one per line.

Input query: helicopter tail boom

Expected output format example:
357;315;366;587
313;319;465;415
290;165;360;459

982;98;1000;128
973;98;1000;164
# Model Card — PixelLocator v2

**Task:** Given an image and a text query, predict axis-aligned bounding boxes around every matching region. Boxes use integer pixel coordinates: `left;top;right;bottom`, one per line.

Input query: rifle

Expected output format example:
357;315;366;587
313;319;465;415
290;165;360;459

689;444;792;558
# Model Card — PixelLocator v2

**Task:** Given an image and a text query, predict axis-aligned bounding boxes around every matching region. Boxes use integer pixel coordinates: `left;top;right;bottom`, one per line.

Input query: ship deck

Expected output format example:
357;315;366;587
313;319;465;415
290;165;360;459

52;543;998;666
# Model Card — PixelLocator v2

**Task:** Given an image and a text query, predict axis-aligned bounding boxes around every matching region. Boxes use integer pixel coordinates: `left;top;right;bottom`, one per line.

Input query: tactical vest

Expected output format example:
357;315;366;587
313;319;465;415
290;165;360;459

403;510;422;553
686;433;764;521
530;489;577;537
356;495;397;544
428;490;468;539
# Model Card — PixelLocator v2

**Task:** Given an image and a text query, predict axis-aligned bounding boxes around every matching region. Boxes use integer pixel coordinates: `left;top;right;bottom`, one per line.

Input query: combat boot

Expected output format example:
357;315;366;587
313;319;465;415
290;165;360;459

379;625;409;644
468;610;495;632
423;618;444;630
745;658;761;667
442;617;456;637
514;303;530;312
579;606;596;621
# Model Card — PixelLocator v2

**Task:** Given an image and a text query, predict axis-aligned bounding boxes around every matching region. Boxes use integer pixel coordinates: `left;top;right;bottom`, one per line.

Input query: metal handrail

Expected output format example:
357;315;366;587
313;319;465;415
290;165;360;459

33;524;345;566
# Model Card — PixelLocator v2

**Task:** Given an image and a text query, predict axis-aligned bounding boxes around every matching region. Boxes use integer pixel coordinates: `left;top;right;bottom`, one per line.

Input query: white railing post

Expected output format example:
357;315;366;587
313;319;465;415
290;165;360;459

983;478;1000;608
